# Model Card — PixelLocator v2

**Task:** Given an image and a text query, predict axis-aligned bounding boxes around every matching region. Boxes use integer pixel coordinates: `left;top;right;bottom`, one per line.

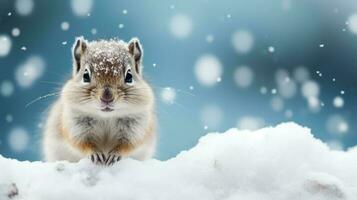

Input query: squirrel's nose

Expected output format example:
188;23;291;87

101;87;114;104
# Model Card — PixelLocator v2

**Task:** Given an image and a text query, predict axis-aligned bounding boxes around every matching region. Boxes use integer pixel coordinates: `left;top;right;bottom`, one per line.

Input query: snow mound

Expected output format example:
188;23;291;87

1;122;357;200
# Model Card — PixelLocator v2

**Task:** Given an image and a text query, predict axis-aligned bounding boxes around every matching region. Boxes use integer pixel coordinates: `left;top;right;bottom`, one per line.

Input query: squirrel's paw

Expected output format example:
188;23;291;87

105;153;122;166
90;152;107;165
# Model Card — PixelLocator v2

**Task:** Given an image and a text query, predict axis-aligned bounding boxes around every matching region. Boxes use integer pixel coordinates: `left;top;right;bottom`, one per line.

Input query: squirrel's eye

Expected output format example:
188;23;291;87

82;69;91;83
124;68;134;85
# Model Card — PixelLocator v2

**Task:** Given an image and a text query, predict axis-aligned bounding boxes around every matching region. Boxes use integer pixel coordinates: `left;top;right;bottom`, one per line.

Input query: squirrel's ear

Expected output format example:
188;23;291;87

72;36;88;75
128;37;143;74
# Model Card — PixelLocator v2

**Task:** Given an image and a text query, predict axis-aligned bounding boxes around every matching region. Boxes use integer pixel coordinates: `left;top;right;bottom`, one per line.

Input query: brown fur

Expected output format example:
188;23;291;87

43;37;157;163
59;124;94;154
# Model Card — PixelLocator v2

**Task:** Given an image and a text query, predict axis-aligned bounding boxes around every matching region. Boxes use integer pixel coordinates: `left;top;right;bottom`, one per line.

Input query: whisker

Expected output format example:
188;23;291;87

25;92;59;108
151;85;195;97
171;101;190;111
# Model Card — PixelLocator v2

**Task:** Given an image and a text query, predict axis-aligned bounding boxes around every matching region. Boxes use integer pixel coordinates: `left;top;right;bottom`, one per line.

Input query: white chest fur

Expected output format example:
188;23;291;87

63;107;149;151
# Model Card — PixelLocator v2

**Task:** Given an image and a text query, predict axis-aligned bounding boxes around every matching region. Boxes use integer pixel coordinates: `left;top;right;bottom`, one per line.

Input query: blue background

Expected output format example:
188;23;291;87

0;0;357;161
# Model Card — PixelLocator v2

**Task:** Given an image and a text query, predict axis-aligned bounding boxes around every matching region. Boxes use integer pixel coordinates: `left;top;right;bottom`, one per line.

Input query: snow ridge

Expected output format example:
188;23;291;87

0;122;356;200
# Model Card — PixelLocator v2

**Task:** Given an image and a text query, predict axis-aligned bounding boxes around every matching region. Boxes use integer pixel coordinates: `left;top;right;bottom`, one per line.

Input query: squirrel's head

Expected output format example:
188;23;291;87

62;37;154;117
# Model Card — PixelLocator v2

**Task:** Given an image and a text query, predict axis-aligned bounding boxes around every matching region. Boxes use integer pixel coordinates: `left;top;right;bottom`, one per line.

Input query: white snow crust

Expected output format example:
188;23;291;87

0;122;356;200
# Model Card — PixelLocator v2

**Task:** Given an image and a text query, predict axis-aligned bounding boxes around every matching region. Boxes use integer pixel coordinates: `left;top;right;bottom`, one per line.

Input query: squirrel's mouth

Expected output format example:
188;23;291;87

101;107;114;112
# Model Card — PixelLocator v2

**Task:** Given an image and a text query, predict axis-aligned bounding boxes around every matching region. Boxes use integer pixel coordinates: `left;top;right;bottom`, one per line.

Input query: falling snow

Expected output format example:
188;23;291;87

271;96;284;112
91;28;97;35
61;22;70;31
170;14;193;39
15;56;46;88
0;35;12;57
293;66;310;83
347;14;357;34
326;114;349;135
307;96;321;113
7;127;29;152
200;104;223;130
260;86;268;94
0;80;14;97
11;28;21;37
5;114;13;123
71;0;93;17
237;116;265;130
231;30;254;54
15;0;34;16
234;66;254;88
268;46;275;53
333;96;344;108
0;3;356;196
302;80;320;99
205;34;214;43
278;79;297;99
160;87;176;104
194;54;223;87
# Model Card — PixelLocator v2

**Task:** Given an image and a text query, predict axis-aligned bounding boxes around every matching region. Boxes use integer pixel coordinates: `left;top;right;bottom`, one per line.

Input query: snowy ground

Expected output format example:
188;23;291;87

0;122;356;200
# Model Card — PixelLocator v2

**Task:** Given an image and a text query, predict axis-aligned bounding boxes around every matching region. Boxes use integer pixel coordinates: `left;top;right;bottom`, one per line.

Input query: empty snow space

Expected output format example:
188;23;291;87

1;122;357;200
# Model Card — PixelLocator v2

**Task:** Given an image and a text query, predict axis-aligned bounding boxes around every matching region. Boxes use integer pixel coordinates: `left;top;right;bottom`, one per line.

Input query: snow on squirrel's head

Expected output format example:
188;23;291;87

62;37;154;117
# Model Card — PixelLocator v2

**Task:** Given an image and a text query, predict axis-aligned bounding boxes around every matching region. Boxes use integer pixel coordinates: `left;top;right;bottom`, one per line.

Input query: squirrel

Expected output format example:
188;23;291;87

42;37;156;165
